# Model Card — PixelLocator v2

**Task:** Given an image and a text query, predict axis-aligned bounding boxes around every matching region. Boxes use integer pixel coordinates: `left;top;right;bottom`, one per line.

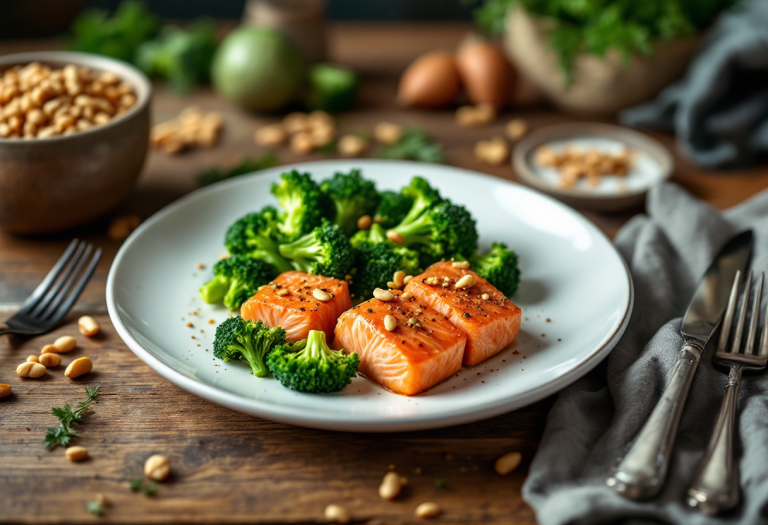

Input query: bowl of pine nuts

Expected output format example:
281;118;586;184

0;51;151;234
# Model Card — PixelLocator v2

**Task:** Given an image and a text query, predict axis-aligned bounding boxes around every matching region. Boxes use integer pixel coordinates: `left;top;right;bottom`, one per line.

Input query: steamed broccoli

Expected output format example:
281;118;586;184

398;176;443;227
199;255;275;309
320;169;381;235
471;242;521;297
278;220;354;279
271;170;334;242
352;223;421;299
267;330;359;393
213;317;286;378
389;200;478;264
374;190;414;229
224;207;293;274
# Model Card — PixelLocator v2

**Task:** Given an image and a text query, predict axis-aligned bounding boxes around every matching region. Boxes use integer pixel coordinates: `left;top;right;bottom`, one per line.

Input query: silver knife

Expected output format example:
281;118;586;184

606;229;754;500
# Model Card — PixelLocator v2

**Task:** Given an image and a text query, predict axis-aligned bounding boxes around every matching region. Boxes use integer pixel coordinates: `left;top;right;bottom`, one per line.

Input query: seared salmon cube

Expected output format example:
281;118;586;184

240;271;351;342
334;290;466;396
404;262;521;366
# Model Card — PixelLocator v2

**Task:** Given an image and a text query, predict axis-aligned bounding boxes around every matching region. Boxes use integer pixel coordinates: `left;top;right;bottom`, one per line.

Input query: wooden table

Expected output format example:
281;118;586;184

2;23;767;524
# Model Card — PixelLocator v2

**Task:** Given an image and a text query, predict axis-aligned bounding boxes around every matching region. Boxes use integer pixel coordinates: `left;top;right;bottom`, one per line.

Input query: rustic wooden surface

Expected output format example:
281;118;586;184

2;23;768;525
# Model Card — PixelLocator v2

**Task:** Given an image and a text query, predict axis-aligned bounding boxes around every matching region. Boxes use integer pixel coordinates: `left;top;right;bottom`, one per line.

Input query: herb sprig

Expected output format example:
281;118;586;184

377;128;445;164
43;386;100;450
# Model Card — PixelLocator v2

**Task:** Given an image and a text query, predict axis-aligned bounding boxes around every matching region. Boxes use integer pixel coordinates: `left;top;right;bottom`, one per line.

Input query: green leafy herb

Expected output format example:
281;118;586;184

86;499;105;516
129;477;158;496
43;386;100;450
466;0;736;82
377;128;445;164
197;153;279;187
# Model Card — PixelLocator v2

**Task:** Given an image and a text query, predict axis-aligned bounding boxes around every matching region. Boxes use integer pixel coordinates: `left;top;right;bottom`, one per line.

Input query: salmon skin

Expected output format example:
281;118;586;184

334;289;466;396
404;262;521;366
240;271;351;343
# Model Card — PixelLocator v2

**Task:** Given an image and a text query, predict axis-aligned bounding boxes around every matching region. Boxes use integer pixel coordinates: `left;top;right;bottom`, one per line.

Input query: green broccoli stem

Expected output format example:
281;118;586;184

223;278;247;310
302;330;329;362
368;223;388;243
252;237;293;274
237;336;270;378
399;196;432;227
390;211;432;247
200;276;229;304
278;234;323;271
333;199;359;235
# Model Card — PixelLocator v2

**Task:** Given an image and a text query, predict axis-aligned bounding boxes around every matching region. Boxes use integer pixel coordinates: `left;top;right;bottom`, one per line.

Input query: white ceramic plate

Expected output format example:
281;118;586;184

107;160;633;432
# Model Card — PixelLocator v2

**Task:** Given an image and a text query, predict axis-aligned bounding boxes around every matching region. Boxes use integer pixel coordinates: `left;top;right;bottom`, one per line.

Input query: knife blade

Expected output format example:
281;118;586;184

607;229;753;500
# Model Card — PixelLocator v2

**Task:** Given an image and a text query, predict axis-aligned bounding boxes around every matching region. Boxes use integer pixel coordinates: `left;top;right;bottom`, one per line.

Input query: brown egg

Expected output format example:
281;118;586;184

397;51;461;108
456;36;517;109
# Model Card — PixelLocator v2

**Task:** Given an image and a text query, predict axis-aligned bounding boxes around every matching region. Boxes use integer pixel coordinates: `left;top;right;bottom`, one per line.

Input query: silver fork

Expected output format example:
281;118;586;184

0;239;102;337
687;270;767;515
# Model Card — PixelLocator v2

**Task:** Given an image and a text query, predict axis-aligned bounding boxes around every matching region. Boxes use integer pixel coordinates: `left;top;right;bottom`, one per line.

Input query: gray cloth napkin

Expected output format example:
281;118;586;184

522;182;768;525
619;0;768;168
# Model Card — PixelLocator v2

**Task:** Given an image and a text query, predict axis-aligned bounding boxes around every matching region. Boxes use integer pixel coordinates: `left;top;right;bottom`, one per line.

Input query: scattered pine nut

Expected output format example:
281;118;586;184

324;504;351;524
481;293;490;301
144;454;171;481
312;288;332;302
379;471;404;500
455;275;475;289
425;277;440;285
290;132;315;155
78;316;100;337
276;289;289;296
108;215;141;241
53;335;77;353
506;118;529;140
387;281;399;290
64;357;93;379
393;271;406;287
373;288;394;302
283;112;310;134
17;362;46;378
495;451;522;475
254;123;287;147
415;502;442;519
456;103;496;127
374;122;402;145
338;134;368;157
66;446;89;462
386;230;404;244
151;107;223;154
400;292;413;301
357;215;372;231
40;353;62;368
451;261;470;269
41;344;57;354
403;275;414;285
0;384;11;398
475;136;509;166
26;355;39;363
383;315;397;332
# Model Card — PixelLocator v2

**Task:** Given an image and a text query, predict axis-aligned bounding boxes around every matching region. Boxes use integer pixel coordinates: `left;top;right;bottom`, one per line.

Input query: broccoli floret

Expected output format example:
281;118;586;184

349;219;390;248
471;242;521;297
374;190;414;229
267;330;359;393
389;200;478;264
320;169;381;235
278;220;354;279
213;317;286;378
353;225;421;299
271;170;334;242
224;207;293;275
200;255;275;309
398;176;442;227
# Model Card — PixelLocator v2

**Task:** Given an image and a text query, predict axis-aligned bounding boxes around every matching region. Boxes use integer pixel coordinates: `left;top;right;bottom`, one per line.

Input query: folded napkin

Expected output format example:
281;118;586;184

619;0;768;168
522;183;768;525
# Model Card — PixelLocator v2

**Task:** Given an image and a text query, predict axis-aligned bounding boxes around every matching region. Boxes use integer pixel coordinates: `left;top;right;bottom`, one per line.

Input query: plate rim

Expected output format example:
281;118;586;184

106;159;634;432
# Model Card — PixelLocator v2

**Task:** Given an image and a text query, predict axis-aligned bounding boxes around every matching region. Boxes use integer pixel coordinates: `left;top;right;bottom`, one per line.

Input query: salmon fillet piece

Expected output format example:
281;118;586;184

334;290;466;396
240;271;351;342
404;262;521;366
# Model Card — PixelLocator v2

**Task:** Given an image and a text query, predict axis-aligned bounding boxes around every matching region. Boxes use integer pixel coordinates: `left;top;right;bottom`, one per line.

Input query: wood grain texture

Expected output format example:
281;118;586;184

1;22;768;524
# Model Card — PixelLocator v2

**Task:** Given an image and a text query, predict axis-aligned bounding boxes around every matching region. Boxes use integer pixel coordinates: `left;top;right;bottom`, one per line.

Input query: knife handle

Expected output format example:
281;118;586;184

606;341;703;500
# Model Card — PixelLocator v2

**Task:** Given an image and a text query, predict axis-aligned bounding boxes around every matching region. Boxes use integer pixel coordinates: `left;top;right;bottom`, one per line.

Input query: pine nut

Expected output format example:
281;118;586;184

415;502;442;519
495;451;522;475
41;344;57;354
0;384;11;398
452;261;470;269
383;315;397;332
145;454;171;481
276;289;289;296
373;288;394;302
64;357;93;379
455;275;475;289
66;446;89;462
425;277;439;285
53;335;76;353
386;230;404;244
17;362;46;378
40;353;62;368
387;281;400;290
78;316;100;337
393;271;406;287
374;122;402;145
26;355;39;363
357;215;372;231
379;471;404;500
481;293;490;301
403;275;414;285
313;288;332;302
400;292;413;301
324;504;351;524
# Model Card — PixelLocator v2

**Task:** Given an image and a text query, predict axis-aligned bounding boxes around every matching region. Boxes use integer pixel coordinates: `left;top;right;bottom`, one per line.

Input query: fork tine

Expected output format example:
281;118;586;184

17;239;79;314
39;244;93;321
745;273;763;355
28;241;87;318
45;248;102;328
731;271;752;354
761;287;768;359
718;270;742;354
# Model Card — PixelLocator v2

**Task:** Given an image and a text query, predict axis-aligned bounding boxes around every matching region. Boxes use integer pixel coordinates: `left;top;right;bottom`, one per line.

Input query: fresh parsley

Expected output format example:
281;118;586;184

43;386;100;450
129;477;158;496
377;127;445;164
197;153;279;187
86;499;105;516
